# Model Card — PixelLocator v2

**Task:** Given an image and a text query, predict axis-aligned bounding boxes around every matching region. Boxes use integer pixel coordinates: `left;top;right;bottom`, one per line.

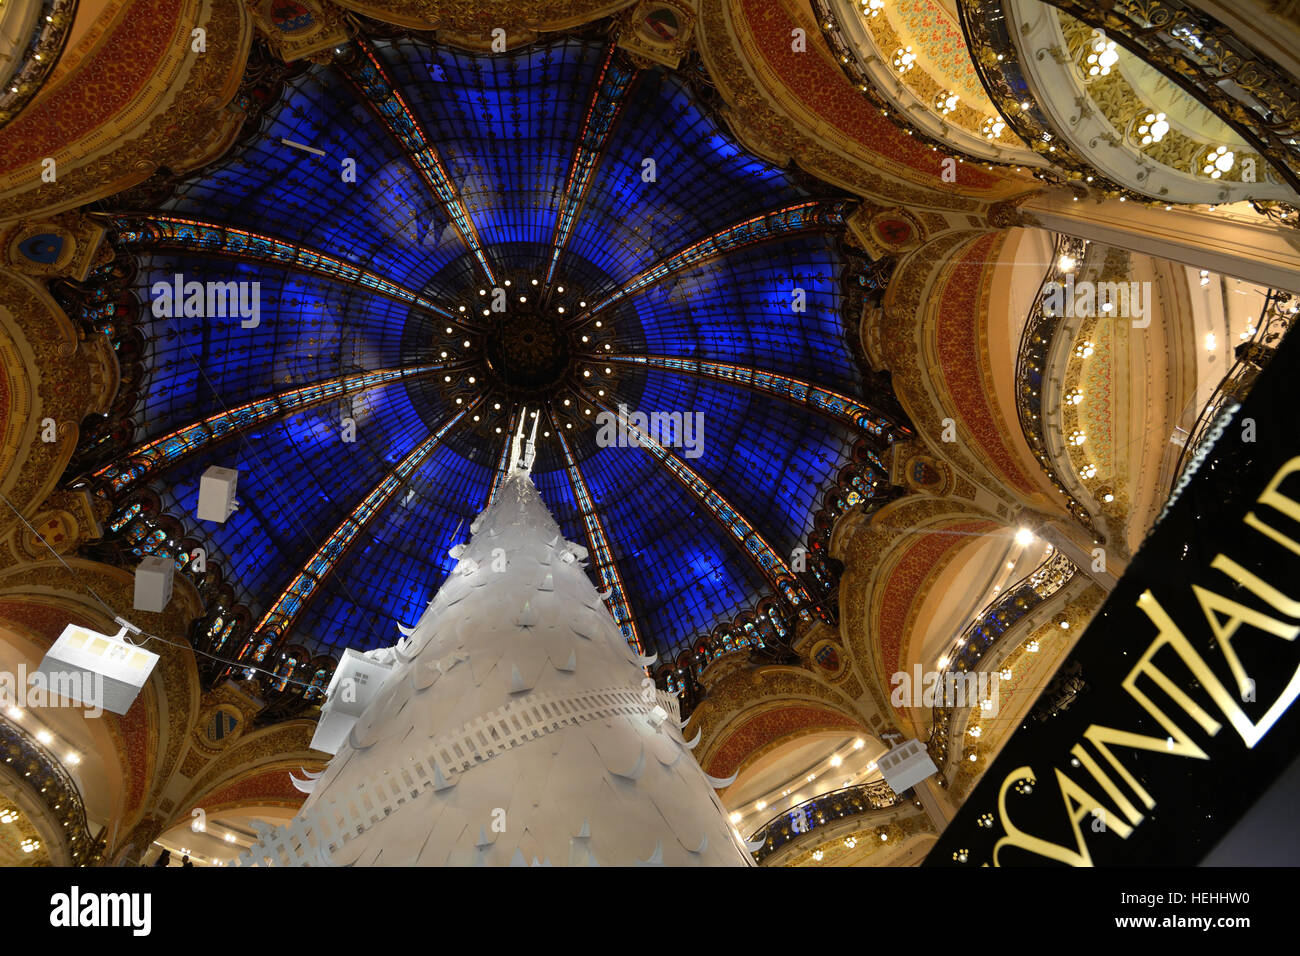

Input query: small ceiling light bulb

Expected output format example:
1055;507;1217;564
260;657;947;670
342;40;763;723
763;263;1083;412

493;402;501;409
468;376;476;384
1015;527;1035;546
830;754;842;767
853;738;864;750
531;279;539;285
36;731;53;745
557;286;565;293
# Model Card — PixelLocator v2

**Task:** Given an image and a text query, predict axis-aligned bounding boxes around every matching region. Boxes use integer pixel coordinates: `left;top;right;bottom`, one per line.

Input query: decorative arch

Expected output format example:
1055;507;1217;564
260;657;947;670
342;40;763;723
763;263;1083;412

0;0;253;221
0;558;205;851
880;228;1074;513
688;665;867;780
836;495;1010;731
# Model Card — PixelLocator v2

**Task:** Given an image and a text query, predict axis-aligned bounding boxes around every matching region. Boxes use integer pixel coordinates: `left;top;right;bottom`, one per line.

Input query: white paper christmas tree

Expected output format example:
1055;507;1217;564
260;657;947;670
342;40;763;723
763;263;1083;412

239;415;753;866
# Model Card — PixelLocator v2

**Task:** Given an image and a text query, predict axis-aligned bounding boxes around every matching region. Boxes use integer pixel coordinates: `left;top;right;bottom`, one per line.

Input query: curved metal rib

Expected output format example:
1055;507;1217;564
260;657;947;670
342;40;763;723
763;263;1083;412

246;399;480;659
582;392;816;617
553;418;645;656
597;354;899;438
543;43;639;289
109;213;463;323
93;364;452;495
568;200;850;329
340;37;500;285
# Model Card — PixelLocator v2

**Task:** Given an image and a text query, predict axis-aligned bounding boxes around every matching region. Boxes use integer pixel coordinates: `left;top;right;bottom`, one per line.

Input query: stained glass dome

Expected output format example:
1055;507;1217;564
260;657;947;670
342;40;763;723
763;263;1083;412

72;27;908;700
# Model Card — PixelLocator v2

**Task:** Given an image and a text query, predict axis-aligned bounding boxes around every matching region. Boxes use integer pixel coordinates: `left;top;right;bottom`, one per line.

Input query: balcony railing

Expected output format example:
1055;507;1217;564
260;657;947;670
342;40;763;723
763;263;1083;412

0;0;78;128
1014;235;1101;539
0;713;101;866
747;779;901;864
926;549;1078;775
1039;0;1300;196
1169;289;1297;495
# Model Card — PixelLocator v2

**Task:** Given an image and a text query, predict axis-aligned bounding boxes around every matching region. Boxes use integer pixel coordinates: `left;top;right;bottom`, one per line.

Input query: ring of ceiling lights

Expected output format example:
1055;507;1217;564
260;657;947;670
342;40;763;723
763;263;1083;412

816;0;1039;167
1003;0;1293;205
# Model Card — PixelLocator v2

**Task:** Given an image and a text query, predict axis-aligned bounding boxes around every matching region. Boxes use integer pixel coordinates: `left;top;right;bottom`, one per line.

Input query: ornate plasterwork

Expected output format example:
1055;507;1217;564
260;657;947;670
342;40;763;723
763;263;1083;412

945;580;1105;800
1001;0;1293;204
0;269;118;525
247;0;352;61
776;810;935;866
329;0;637;31
881;230;1015;502
688;665;866;776
694;0;1014;214
819;0;1040;166
616;1;696;69
0;0;253;222
881;228;1063;513
0;559;205;837
838;495;1000;730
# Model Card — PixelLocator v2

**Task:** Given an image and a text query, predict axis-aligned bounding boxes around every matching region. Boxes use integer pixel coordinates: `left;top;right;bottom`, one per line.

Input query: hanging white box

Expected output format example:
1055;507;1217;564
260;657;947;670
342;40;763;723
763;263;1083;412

133;554;174;612
33;623;160;716
197;466;239;522
876;738;938;795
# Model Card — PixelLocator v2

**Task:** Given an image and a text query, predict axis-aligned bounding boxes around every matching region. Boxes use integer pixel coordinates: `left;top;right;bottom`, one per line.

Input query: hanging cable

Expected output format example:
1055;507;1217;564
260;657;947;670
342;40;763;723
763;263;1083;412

0;490;317;691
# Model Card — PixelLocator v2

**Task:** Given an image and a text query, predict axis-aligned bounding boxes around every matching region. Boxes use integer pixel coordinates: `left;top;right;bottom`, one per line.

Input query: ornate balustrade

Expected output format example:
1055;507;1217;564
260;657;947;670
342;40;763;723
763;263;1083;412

1014;234;1100;538
748;779;902;864
1169;289;1297;494
0;714;101;866
0;0;78;128
925;549;1078;776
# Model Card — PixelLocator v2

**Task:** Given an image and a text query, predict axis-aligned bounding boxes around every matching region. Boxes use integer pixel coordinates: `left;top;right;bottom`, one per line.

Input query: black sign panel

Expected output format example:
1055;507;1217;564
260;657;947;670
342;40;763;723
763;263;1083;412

926;326;1300;867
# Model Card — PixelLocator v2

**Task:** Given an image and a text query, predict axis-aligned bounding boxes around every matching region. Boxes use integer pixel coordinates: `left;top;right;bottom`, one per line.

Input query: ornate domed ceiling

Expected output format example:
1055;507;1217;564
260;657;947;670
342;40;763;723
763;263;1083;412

69;26;909;694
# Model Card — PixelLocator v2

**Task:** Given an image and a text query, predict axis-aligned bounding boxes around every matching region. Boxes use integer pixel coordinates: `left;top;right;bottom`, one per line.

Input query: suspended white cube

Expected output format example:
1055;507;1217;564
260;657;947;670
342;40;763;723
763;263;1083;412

33;623;159;716
133;554;174;612
876;738;938;795
197;466;239;522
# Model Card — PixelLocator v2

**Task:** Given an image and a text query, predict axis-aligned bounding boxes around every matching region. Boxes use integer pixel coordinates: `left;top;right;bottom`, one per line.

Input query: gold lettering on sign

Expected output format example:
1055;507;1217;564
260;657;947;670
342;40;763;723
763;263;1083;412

1193;564;1299;700
981;456;1300;866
